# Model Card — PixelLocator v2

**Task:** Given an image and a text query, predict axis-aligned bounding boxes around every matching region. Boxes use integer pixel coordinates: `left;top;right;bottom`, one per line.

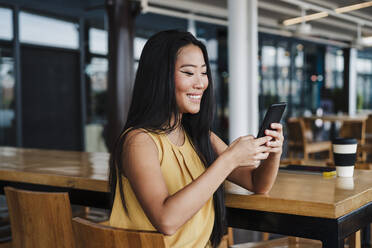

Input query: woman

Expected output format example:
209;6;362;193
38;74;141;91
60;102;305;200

109;30;283;248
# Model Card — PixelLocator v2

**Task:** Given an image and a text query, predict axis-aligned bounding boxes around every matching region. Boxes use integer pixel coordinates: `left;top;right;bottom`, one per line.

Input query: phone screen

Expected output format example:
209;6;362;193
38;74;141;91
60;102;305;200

257;102;286;138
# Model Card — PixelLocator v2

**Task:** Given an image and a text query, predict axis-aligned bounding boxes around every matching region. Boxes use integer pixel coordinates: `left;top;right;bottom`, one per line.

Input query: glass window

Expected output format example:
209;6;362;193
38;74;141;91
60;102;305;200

0;47;16;146
89;28;108;55
20;12;78;49
276;43;290;104
206;39;218;62
85;57;108;123
261;44;276;97
85;57;108;152
325;48;344;90
356;58;372;74
0;8;12;40
356;53;372;110
291;43;304;116
134;37;147;60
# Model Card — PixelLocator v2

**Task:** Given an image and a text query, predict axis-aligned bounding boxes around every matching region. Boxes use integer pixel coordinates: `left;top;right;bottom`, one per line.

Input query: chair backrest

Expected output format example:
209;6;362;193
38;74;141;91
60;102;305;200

287;118;310;146
72;217;167;248
4;187;75;248
339;121;365;143
366;114;372;134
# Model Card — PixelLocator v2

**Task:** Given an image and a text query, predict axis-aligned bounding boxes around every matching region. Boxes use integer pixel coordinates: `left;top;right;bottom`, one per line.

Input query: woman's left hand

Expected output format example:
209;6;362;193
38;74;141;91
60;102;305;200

264;123;284;155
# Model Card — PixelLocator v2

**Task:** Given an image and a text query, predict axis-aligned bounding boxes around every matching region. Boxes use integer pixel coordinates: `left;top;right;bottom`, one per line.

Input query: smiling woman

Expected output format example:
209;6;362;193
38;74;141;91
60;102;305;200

174;44;209;115
108;30;283;248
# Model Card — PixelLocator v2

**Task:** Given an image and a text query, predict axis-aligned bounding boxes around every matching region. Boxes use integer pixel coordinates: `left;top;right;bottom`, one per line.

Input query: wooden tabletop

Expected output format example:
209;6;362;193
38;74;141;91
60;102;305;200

303;114;367;122
0;147;109;192
225;169;372;218
1;147;372;219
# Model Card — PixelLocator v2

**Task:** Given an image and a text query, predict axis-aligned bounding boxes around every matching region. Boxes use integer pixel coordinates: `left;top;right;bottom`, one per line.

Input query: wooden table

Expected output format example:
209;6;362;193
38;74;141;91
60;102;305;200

303;114;368;122
1;147;372;247
0;147;110;208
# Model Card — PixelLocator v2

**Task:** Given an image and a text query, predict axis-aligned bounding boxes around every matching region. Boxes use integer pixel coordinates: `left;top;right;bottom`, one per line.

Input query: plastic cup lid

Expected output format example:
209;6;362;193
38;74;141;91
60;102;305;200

332;138;357;145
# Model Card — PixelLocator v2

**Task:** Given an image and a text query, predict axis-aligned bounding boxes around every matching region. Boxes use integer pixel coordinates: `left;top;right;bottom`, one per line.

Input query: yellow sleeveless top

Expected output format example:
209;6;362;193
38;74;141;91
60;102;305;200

109;129;215;248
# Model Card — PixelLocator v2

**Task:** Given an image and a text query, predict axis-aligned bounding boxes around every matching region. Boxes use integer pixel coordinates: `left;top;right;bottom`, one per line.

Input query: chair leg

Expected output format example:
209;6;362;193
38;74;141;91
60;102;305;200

304;151;309;160
262;232;270;241
289;151;293;158
348;230;361;248
329;148;333;162
227;227;234;246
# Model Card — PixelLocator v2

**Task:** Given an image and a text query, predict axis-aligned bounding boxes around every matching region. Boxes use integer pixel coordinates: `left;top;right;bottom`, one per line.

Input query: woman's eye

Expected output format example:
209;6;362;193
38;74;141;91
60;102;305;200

181;71;194;76
202;72;207;76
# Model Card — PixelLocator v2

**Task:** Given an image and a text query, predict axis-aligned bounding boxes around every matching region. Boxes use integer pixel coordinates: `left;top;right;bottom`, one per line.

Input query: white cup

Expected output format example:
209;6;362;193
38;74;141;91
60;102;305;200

332;138;358;178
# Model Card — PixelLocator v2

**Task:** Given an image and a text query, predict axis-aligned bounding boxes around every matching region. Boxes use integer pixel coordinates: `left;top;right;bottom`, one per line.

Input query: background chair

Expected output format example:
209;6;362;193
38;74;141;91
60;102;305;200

73;217;323;248
362;114;372;162
72;217;167;248
4;187;75;248
0;204;11;248
366;114;372;143
339;120;367;162
287;117;332;161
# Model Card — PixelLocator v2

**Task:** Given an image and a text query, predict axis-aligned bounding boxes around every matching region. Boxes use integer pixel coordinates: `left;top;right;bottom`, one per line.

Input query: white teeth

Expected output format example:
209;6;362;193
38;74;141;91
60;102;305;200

187;95;201;99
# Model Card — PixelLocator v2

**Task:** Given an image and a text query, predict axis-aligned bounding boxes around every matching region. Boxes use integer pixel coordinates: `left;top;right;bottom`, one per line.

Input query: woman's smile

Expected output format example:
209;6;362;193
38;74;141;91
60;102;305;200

174;44;209;114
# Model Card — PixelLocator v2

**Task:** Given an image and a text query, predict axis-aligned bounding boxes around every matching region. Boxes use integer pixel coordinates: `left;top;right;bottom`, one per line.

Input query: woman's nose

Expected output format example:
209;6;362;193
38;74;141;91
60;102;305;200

194;76;205;89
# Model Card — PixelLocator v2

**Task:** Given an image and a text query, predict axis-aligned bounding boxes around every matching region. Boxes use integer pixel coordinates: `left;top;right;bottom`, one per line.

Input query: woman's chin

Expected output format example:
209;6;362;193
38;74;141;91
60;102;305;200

185;107;200;114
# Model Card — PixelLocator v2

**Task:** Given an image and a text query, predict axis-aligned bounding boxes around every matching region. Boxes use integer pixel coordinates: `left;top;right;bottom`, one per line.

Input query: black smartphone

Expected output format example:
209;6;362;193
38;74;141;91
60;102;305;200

257;102;287;138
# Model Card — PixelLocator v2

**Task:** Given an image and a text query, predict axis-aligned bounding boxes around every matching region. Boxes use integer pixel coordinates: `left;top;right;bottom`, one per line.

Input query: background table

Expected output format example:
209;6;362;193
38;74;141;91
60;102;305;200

1;147;372;247
303;114;368;123
0;147;110;208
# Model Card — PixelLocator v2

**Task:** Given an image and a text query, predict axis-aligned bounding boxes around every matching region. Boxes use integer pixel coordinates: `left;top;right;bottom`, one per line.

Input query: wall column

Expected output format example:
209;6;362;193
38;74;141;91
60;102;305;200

106;0;135;151
228;0;259;141
348;48;357;115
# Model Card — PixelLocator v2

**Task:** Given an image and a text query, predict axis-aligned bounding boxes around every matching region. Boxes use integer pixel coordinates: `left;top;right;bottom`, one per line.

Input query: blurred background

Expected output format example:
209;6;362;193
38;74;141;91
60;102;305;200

0;0;371;153
2;0;372;245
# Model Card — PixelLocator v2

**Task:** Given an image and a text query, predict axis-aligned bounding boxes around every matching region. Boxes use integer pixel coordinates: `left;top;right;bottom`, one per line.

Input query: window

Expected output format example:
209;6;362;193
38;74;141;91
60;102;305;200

20;12;78;49
356;54;372;110
89;28;108;55
85;57;108;123
0;7;12;40
0;47;16;145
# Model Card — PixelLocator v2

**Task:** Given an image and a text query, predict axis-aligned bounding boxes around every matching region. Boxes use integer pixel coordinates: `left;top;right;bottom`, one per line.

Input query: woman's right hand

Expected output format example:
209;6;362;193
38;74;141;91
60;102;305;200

224;135;272;168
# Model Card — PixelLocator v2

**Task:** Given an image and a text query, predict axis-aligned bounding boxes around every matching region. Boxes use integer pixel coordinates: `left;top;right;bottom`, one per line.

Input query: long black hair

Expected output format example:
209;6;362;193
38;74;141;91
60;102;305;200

109;30;225;247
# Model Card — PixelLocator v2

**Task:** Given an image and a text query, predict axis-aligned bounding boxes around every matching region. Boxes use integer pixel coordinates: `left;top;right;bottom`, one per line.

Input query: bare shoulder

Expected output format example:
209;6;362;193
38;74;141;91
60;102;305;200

122;129;159;151
121;129;160;170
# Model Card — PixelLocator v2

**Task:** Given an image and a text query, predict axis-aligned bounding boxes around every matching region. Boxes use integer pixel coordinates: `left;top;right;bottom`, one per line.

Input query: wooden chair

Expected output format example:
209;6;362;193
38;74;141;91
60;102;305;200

339;120;367;161
218;227;234;248
287;117;332;161
0;205;11;247
4;187;75;248
72;217;168;248
72;218;323;248
366;114;372;143
362;114;372;161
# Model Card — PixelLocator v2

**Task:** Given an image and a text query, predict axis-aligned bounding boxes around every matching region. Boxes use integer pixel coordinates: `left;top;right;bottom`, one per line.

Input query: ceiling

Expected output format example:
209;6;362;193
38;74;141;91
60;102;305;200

1;0;372;46
256;0;372;42
153;0;372;46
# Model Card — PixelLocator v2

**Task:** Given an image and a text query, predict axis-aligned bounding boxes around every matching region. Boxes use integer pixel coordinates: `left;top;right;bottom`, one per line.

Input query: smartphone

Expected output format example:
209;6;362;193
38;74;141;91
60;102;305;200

257;102;287;138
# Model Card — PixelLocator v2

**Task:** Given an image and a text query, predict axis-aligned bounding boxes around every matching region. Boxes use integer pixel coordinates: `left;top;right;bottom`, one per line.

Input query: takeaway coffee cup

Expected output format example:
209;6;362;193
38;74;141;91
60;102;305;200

332;138;358;177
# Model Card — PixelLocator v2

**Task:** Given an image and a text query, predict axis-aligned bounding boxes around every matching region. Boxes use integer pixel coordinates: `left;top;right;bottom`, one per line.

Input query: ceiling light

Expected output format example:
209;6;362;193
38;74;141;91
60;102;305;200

296;23;312;34
335;1;372;14
283;12;328;26
361;36;372;46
